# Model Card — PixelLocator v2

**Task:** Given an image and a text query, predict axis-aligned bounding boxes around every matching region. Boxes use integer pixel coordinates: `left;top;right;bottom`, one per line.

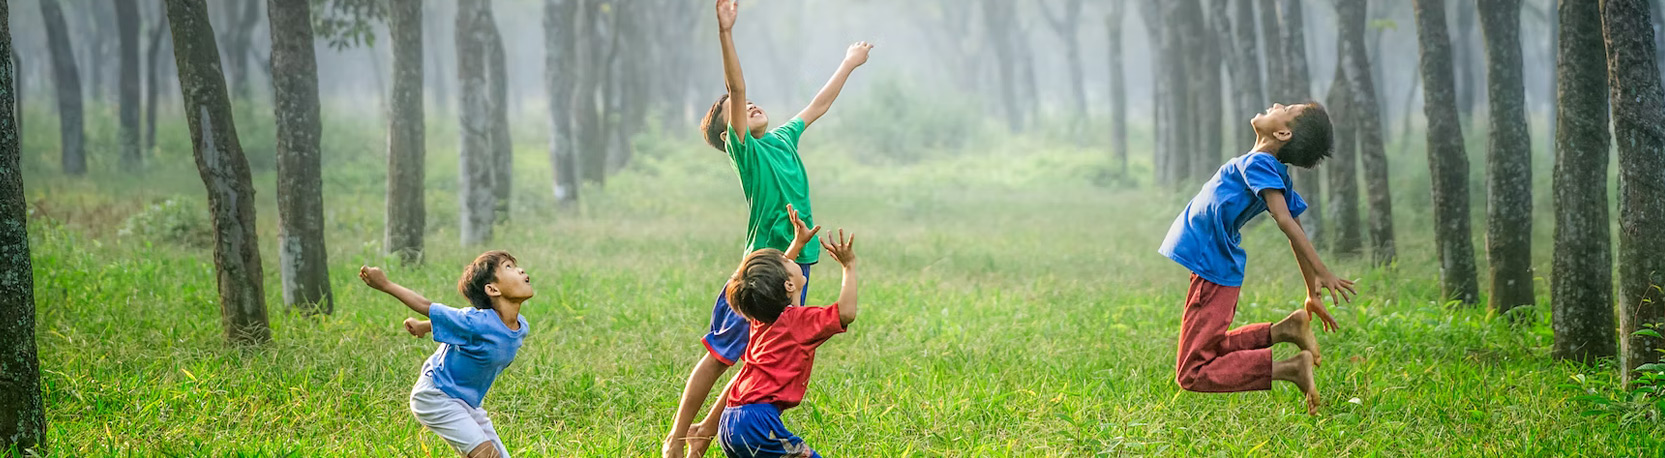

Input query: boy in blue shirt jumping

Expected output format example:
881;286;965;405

359;251;533;458
1158;102;1357;415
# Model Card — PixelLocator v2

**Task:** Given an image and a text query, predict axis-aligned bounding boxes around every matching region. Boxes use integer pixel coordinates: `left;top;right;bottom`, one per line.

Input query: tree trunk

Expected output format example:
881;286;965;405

145;11;171;155
1143;1;1172;185
1193;3;1225;180
1230;0;1266;145
1326;57;1364;257
386;0;426;264
1338;0;1396;264
457;0;496;246
1413;0;1482;305
484;12;511;220
1281;0;1324;247
982;0;1025;133
165;0;270;344
1162;0;1199;184
267;0;332;315
40;0;85;175
1042;0;1088;134
1260;0;1288;101
546;0;579;207
219;0;260;100
1480;0;1536;316
0;3;45;449
1548;0;1612;361
1107;4;1128;176
1604;0;1665;384
1454;1;1481;118
116;0;142;169
572;0;607;185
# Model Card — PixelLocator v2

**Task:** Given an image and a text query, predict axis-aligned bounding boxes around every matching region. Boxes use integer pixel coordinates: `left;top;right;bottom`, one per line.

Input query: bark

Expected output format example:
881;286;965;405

12;51;20;138
484;12;511;220
1550;0;1613;361
1413;0;1482;305
1260;0;1288;101
1194;3;1226;180
1230;0;1267;145
267;0;332;315
145;11;171;155
573;0;608;185
0;2;45;450
546;0;579;206
982;0;1025;132
457;0;496;246
1143;1;1172;185
1041;0;1089;133
40;0;85;176
1107;4;1128;176
1604;0;1665;384
116;0;142;169
165;0;270;344
1326;54;1364;257
1338;0;1397;264
386;0;426;264
1161;0;1199;184
1480;0;1536;316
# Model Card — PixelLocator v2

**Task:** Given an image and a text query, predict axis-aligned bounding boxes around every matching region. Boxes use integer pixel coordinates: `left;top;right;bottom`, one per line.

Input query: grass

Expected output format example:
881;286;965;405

20;101;1663;456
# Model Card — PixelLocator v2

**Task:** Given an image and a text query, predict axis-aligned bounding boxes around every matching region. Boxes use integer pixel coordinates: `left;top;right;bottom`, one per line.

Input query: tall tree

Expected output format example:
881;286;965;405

571;0;607;185
1604;0;1665;383
545;0;579;207
1480;0;1535;316
1325;45;1365;257
1280;0;1324;247
165;0;270;344
267;0;332;314
217;0;261;100
1040;0;1089;134
385;0;425;263
1260;0;1288;100
1160;0;1200;184
1453;1;1482;118
1550;0;1612;362
1143;1;1174;184
0;2;45;450
40;0;85;175
456;0;496;246
982;0;1026;133
1339;0;1396;264
1193;3;1226;179
145;8;172;155
1228;0;1267;145
484;11;511;220
116;0;142;169
1107;2;1128;176
1413;0;1481;305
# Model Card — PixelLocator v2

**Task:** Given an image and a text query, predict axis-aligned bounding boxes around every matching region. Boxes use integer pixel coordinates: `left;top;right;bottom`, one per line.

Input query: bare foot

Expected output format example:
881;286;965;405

1274;309;1321;367
1279;351;1321;415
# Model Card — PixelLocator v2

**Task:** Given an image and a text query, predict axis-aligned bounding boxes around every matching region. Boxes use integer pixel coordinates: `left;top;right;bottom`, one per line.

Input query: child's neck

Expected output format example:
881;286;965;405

491;299;523;331
1251;136;1283;157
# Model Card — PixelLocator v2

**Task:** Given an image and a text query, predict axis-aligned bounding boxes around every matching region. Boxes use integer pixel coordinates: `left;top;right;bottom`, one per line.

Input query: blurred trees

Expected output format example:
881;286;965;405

1106;2;1127;175
269;0;333;314
1411;0;1479;306
1278;0;1323;247
116;0;142;169
1338;0;1396;265
1479;0;1534;317
0;2;46;450
39;0;83;175
456;0;496;246
1040;0;1088;135
386;0;426;263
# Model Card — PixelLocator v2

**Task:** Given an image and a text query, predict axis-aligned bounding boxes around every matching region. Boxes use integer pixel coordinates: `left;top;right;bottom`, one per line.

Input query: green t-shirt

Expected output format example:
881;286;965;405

726;117;819;264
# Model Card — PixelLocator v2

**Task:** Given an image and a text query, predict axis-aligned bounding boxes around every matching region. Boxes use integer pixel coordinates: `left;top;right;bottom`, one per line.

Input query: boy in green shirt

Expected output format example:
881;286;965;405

662;1;872;456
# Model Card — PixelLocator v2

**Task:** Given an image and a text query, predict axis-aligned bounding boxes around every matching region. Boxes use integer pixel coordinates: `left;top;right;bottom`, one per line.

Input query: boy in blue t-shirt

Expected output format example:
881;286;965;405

359;251;533;458
1157;102;1357;415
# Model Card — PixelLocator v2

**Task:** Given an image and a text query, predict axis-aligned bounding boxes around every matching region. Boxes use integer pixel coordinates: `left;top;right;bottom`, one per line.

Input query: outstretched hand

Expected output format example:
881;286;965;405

820;229;857;267
1315;272;1357;307
358;266;391;291
1305;294;1340;333
843;41;873;67
715;0;737;32
787;204;821;246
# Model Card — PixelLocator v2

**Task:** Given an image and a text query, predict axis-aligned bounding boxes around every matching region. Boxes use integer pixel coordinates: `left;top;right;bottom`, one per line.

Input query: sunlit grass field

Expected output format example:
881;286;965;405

21;102;1664;456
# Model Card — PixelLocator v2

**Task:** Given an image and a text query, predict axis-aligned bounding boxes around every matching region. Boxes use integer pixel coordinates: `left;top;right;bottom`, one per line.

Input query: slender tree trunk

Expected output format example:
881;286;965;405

1480;0;1536;316
484;12;511;220
1338;0;1396;264
1143;2;1172;185
1604;0;1665;384
145;12;170;155
40;0;84;175
457;0;496;246
267;0;332;315
1041;0;1088;134
116;0;142;169
1282;0;1323;246
1260;0;1288;101
983;0;1024;132
546;0;579;206
1194;3;1225;179
572;0;607;185
165;0;270;344
220;0;260;100
1413;0;1481;305
0;3;45;450
386;0;426;264
1549;0;1613;361
1326;55;1364;257
1454;1;1481;118
1107;4;1128;176
1163;0;1199;184
1230;0;1266;145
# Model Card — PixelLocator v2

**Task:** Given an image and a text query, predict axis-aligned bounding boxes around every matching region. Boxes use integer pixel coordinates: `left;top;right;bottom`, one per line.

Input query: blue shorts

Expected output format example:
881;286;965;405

703;263;811;365
719;403;820;458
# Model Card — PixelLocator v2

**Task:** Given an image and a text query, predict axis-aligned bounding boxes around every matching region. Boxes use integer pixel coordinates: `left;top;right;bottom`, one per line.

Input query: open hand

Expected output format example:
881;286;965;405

715;0;737;32
1315;272;1357;306
786;204;821;247
844;41;873;67
820;229;857;267
685;422;717;458
1305;294;1340;333
358;266;391;291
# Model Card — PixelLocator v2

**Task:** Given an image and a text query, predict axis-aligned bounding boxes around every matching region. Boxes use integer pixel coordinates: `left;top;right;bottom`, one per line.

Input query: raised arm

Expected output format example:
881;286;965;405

1263;190;1353;331
820;229;860;326
783;204;821;261
795;42;872;128
359;266;433;316
716;0;749;146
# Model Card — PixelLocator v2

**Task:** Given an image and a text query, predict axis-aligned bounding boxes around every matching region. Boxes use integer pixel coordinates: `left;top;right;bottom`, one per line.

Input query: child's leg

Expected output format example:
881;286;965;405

1271;309;1322;365
718;404;817;458
469;405;510;458
410;376;501;457
1273;350;1321;415
1175;275;1273;392
666;286;747;455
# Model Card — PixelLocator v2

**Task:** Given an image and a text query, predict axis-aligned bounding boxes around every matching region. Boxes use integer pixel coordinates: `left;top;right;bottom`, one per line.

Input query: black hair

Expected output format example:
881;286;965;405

458;250;517;310
699;94;729;152
725;248;793;324
1281;102;1334;169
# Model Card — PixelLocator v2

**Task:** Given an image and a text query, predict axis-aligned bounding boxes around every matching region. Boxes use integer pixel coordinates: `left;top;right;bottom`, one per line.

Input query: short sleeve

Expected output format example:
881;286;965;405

428;304;474;346
769;117;806;149
796;303;847;344
1287;187;1309;219
725;124;751;161
1241;153;1290;198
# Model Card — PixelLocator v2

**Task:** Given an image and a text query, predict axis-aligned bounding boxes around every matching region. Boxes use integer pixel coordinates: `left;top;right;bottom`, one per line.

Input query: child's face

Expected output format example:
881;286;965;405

744;102;770;137
1251;103;1308;141
778;255;805;302
488;260;534;302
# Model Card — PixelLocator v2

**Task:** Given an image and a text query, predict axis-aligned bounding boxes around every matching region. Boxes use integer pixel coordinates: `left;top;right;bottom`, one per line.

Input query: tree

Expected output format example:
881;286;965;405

1604;0;1665;384
1159;0;1201;184
145;7;172;155
457;0;496;246
1143;1;1175;184
1040;0;1089;134
484;11;511;220
1453;1;1482;118
217;0;261;100
116;0;142;169
1549;0;1612;362
1227;0;1266;145
267;0;332;314
1412;0;1481;306
164;0;270;344
0;2;45;450
1479;0;1535;316
385;0;425;264
1192;3;1225;180
1325;42;1364;258
982;0;1026;132
1260;0;1288;100
1106;2;1128;175
545;0;579;207
1280;0;1324;247
40;0;85;175
1338;0;1396;264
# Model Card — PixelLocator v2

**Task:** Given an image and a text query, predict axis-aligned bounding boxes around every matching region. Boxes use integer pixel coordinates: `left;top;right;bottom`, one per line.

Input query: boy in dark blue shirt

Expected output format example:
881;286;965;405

1158;103;1356;415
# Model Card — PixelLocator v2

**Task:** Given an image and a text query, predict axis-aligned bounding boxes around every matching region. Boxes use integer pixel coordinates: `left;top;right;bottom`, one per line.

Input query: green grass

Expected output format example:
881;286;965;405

20;102;1663;456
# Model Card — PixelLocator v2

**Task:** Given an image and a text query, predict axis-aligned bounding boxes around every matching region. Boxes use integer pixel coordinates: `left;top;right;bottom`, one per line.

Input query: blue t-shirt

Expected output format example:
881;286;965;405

420;304;529;408
1158;152;1308;287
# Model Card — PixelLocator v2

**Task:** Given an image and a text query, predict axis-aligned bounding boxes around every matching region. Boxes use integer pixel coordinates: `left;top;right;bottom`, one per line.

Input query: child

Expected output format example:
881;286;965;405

1157;102;1357;415
715;227;859;458
358;251;533;458
664;0;872;455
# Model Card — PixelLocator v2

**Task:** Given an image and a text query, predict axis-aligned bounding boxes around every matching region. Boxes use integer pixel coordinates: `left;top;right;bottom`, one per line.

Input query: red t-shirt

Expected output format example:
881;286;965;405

725;304;847;410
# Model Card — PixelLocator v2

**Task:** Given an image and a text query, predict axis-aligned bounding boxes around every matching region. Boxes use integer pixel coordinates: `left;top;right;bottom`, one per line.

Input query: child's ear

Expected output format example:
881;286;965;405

1274;128;1294;143
783;278;796;294
484;283;502;298
719;131;728;143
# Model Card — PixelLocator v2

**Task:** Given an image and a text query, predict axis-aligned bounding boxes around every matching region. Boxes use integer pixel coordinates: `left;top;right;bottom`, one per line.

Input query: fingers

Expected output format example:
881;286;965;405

807;225;822;238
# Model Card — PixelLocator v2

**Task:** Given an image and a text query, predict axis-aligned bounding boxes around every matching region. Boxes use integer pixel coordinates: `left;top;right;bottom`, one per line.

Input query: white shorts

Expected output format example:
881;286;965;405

409;375;510;457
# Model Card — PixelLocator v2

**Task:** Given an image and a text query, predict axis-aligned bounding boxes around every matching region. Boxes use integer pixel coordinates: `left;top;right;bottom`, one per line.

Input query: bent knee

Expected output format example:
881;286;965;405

1175;373;1205;392
466;442;501;458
